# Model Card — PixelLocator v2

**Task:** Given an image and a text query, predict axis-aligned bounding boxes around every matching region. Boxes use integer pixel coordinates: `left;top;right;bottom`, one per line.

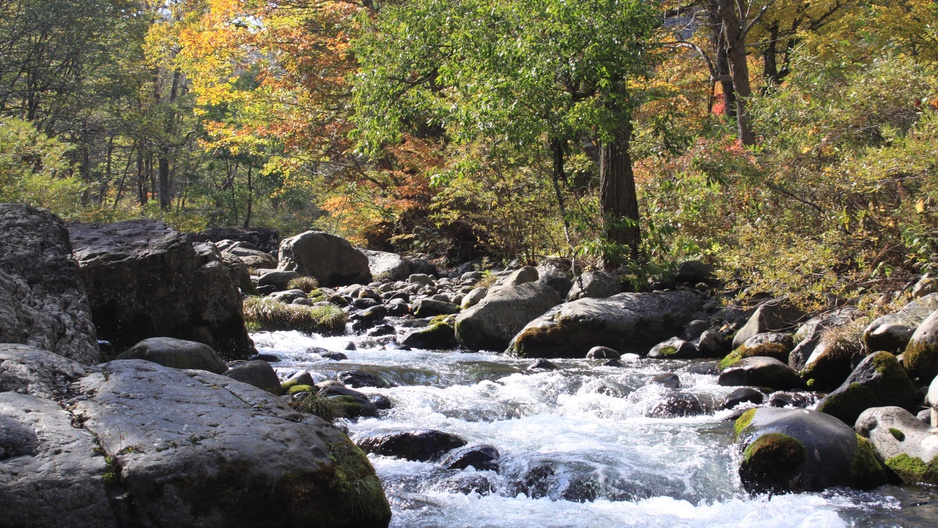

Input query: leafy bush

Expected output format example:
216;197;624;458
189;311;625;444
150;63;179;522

243;296;347;334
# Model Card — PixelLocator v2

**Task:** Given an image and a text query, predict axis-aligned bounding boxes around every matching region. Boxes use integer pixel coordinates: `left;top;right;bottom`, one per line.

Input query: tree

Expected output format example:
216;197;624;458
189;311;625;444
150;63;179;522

354;0;658;267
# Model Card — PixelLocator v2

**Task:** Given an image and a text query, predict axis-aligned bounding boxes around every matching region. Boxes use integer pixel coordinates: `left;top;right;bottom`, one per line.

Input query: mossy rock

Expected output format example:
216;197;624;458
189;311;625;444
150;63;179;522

816;352;916;426
740;433;807;495
904;340;938;383
287;384;314;396
885;453;938;485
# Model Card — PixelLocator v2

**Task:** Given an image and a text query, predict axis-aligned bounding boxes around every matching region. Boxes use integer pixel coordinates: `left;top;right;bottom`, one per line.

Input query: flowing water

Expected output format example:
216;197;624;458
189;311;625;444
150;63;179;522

254;330;938;528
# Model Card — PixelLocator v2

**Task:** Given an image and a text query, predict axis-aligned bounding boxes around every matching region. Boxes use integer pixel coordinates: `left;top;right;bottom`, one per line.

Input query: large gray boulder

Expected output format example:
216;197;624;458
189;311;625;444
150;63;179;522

117;337;228;374
0;204;99;364
1;349;391;527
455;282;561;351
507;290;703;358
734;407;886;494
278;231;371;287
856;406;938;486
864;293;938;353
718;356;805;390
68;219;253;361
732;299;805;349
361;249;410;281
565;270;620;301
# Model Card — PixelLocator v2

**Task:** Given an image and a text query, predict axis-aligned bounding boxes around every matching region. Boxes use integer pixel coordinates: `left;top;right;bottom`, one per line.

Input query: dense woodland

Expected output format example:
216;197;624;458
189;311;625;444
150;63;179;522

1;0;936;310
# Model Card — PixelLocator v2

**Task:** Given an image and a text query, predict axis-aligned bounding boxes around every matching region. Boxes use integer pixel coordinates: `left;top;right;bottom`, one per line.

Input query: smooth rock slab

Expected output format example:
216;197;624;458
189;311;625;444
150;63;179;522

68;360;390;528
117;337;228;374
0;343;87;399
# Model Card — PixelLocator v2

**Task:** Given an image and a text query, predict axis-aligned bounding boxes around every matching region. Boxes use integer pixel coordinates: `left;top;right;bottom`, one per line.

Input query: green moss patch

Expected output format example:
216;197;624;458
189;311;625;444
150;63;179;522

850;435;887;489
739;432;807;494
734;408;757;440
889;428;906;441
286;384;314;396
885;453;938;485
904;341;938;382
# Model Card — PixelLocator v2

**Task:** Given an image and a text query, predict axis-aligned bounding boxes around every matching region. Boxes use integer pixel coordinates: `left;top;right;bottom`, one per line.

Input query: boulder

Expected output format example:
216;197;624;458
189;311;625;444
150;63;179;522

864;293;938;353
401;321;457;350
673;260;714;285
856;406;938;485
645;392;709;418
903;309;938;383
566;270;620;301
694;329;731;358
734;407;887;494
117;337;228;374
361;249;410;281
317;384;379;419
456;282;561;351
732;299;805;350
0;204;99;364
223;244;278;270
2;356;390;528
502;266;538;287
720;387;764;410
647;337;698;359
338;370;390;389
508;291;703;358
816;352;917;426
256;269;300;290
912;273;938;299
68;219;253;361
441;444;500;472
719;332;794;370
586;346;620;360
191;226;280;255
357;430;467;462
801;327;871;391
718;357;805;391
225;359;281;395
0;343;88;399
278;231;371;287
412;298;460;318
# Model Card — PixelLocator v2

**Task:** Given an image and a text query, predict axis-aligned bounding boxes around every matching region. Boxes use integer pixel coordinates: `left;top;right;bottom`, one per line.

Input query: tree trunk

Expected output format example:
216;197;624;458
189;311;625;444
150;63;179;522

718;0;756;146
708;0;736;118
762;21;780;88
243;165;254;229
599;121;640;270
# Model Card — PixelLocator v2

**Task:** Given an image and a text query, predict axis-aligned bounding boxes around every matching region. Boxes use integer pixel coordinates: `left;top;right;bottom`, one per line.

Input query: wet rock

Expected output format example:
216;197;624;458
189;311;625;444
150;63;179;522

338;369;390;389
412;298;461;318
281;370;317;393
117;337;228;374
318;384;379;419
440;474;496;496
816;352;917;426
225;359;281;395
508;291;703;358
734;407;887;494
767;391;815;408
650;373;681;389
401;321;457;350
732;299;805;350
69;219;253;361
366;324;397;338
0;204;99;364
528;359;558;371
566;271;620;301
721;387;764;410
441;444;500;472
718;357;806;391
903;309;938;383
277;230;371;287
586;346;620;359
456;282;561;351
864;293;938;353
321;351;348;361
358;430;467;462
694;329;731;358
856;406;938;485
646;392;709;418
647;337;698;359
370;394;393;411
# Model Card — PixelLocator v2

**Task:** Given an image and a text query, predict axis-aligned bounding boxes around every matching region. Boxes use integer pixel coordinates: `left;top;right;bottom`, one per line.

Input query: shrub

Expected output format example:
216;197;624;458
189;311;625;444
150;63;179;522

243;297;347;334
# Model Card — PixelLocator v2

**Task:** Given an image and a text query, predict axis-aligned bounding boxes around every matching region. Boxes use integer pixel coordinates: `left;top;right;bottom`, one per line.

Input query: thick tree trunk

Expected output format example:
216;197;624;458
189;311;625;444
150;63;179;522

708;0;736;117
718;0;756;146
599;122;640;270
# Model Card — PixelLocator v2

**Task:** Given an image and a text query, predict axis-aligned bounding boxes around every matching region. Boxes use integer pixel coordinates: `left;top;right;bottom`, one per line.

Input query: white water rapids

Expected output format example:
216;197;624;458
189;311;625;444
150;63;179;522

253;330;938;528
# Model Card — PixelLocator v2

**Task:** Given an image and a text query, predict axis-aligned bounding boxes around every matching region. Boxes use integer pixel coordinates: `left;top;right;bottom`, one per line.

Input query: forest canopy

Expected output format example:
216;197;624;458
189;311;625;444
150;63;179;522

0;0;935;309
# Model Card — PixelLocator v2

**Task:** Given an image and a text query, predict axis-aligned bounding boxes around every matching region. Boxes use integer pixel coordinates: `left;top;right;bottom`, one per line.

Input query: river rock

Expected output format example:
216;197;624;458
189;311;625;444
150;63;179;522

442;444;500;472
566;270;620;301
460;287;488;309
68;219;253;361
732;299;805;349
801;327;871;391
255;269;300;290
673;260;714;285
116;337;228;374
361;249;410;281
225;244;278;270
412;298;460;318
4;357;390;527
278;230;371;287
357;430;468;462
225;359;281;395
719;332;793;370
647;337;698;359
0;204;99;364
718;357;805;391
734;407;887;494
401;320;457;350
502;266;538;287
903;309;938;383
720;387;765;409
816;352;917;426
646;392;709;418
856;406;938;485
317;384;379;419
456;282;561;351
191;226;280;255
338;369;390;389
912;273;938;298
864;293;938;353
508;291;703;358
586;346;620;360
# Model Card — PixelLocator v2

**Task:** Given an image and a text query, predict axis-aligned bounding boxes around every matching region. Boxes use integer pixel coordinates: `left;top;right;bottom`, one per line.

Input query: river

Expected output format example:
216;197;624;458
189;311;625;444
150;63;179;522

253;330;938;528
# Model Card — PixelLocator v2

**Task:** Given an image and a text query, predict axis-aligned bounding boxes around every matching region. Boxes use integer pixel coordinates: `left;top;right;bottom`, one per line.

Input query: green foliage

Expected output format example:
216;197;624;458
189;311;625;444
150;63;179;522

243;297;347;334
288;276;320;293
0;116;85;218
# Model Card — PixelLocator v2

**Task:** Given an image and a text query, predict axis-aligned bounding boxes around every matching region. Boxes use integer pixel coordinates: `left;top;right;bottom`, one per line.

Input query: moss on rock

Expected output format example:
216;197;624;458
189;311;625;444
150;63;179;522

850;434;887;488
885;453;938;485
904;341;938;383
739;432;807;494
734;408;757;440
